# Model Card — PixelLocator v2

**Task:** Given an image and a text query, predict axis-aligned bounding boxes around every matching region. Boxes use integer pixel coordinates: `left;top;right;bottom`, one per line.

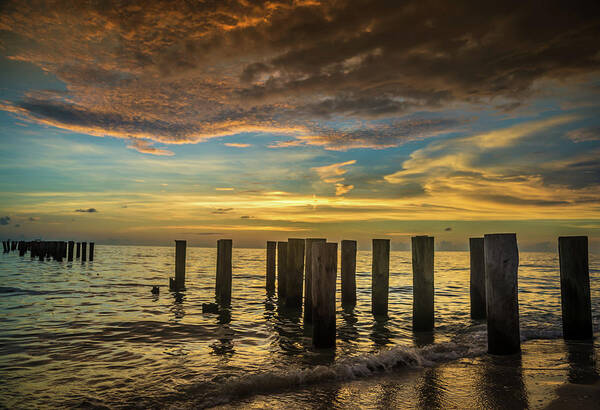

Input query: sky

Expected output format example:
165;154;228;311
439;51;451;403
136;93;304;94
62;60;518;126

0;0;599;250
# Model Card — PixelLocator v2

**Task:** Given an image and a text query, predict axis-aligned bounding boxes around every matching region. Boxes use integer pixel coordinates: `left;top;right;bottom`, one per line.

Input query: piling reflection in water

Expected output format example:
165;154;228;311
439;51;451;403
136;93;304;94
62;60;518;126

565;341;599;385
475;354;529;409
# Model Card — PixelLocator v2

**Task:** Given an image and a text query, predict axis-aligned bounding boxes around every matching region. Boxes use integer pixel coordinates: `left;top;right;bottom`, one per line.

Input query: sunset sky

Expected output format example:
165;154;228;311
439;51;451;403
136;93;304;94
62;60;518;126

0;1;599;249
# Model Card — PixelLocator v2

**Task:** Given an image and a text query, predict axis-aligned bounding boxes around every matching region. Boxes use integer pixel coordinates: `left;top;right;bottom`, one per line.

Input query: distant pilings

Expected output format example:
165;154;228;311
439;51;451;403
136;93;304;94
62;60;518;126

169;240;187;291
412;236;434;331
311;241;337;348
89;242;95;262
266;241;276;295
485;233;520;355
286;238;305;310
81;242;87;262
277;241;288;301
559;236;593;340
1;239;97;263
304;238;326;322
216;239;233;306
68;241;75;262
341;240;357;307
469;237;486;319
76;242;81;259
372;239;390;317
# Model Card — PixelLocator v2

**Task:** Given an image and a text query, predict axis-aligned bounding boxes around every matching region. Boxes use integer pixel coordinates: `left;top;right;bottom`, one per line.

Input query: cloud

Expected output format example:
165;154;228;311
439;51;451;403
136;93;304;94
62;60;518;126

75;208;98;213
28;217;39;221
215;187;235;191
568;127;600;143
0;216;10;225
212;208;234;214
14;224;20;228
224;142;251;148
0;1;598;152
312;160;356;195
444;227;452;231
240;215;253;219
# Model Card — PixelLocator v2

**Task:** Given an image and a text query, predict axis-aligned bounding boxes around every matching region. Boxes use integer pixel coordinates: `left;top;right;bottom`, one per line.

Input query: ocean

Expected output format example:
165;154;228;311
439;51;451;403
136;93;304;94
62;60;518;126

1;245;598;408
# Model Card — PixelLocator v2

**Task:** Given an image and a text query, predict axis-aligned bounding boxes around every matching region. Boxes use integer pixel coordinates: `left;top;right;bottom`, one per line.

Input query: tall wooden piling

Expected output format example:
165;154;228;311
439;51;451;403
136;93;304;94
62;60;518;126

81;242;87;262
89;242;95;261
169;240;186;291
412;236;434;331
277;241;288;301
470;237;486;319
266;241;276;294
76;242;81;259
285;238;305;309
341;240;357;307
559;236;592;340
372;239;390;316
312;242;337;348
68;241;74;261
484;233;520;355
216;239;233;306
304;238;326;322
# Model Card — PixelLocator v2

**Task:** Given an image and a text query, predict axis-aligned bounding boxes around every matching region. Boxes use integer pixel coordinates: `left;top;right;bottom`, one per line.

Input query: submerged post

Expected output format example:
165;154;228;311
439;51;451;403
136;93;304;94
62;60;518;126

470;237;486;319
304;238;326;322
484;233;520;355
312;242;337;348
89;242;95;261
277;241;288;301
266;241;276;294
68;241;74;261
412;236;434;331
341;240;357;307
372;239;390;316
81;242;87;262
216;239;233;306
76;242;81;259
559;236;592;340
169;240;186;291
285;238;305;309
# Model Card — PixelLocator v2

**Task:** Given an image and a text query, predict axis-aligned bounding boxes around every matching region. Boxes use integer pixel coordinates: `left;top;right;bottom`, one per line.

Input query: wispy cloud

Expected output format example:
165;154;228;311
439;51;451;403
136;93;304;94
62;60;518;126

224;142;251;148
312;160;356;196
75;208;98;213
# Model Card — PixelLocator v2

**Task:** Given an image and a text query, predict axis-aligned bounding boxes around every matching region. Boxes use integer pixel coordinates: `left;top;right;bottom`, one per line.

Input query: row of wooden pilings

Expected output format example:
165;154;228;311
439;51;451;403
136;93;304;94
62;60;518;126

169;234;593;353
2;239;95;262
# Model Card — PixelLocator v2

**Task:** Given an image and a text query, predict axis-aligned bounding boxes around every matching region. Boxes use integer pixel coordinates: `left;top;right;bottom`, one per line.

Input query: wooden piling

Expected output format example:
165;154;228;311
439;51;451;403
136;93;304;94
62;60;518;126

470;237;486;319
341;240;357;307
266;241;276;294
372;239;390;316
559;236;593;340
76;242;81;259
285;238;305;309
312;242;337;348
484;233;520;355
216;239;233;306
38;242;45;261
304;238;326;322
277;241;288;301
81;242;87;262
412;236;434;331
169;240;186;291
68;241;74;261
89;242;95;261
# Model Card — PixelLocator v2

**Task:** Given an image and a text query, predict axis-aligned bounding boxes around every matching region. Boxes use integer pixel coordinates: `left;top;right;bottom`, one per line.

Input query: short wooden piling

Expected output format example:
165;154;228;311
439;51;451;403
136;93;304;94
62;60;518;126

76;242;81;259
68;241;74;261
304;238;326;322
169;240;186;291
216;239;233;305
266;241;276;294
372;239;390;316
341;240;357;307
285;238;305;309
81;242;87;262
470;237;486;319
559;236;593;340
412;236;434;331
484;233;520;355
312;242;337;348
89;242;95;261
277;241;288;300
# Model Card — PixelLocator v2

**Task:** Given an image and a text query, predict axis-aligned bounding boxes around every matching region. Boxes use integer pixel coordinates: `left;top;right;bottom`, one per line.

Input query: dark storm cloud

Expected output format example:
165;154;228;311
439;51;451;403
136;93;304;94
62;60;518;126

0;216;10;225
212;208;234;214
75;208;98;213
0;0;599;151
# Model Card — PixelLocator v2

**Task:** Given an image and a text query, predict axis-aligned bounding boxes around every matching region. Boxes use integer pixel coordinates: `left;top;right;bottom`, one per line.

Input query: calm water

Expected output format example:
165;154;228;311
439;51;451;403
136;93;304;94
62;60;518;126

0;246;598;408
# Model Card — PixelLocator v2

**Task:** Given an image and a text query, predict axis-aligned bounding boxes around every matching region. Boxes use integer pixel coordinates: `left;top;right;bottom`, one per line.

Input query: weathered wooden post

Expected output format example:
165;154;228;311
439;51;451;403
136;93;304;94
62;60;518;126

485;233;520;355
216;239;233;306
312;242;337;348
76;242;81;259
56;242;64;262
559;236;593;340
470;237;486;319
169;240;186;291
19;241;26;257
68;241;74;261
38;242;45;261
285;238;305;309
62;241;67;258
266;241;276;294
277;241;288;301
89;242;95;261
372;239;390;316
341;240;357;307
81;242;87;262
304;238;326;322
412;236;434;331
